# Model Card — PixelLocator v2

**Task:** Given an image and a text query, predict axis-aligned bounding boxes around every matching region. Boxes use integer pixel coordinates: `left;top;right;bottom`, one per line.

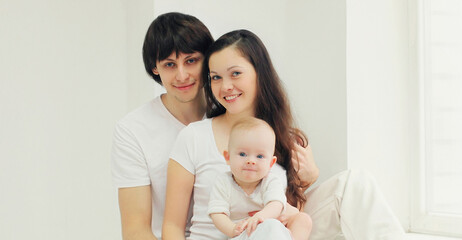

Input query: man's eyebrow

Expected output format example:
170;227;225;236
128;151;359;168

159;58;175;62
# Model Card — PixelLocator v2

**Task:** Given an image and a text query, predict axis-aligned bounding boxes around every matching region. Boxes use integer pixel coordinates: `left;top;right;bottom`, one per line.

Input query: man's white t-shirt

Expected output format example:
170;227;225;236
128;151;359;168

170;118;287;240
208;171;287;222
111;95;187;239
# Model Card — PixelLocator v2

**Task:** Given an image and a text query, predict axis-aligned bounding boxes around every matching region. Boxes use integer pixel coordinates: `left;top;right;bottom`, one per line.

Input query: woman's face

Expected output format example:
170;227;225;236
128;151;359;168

208;47;258;117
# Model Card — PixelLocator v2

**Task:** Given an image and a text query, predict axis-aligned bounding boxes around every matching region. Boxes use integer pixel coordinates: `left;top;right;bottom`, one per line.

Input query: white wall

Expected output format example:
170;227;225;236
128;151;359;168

284;0;347;184
346;0;411;229
0;0;126;239
126;1;165;111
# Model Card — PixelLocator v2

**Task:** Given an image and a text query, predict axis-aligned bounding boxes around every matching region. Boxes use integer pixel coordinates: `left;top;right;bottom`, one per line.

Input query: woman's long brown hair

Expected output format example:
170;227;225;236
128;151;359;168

203;30;309;209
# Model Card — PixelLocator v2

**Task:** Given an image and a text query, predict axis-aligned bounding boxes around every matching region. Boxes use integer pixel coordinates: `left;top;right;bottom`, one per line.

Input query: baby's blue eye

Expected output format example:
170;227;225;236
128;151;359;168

239;152;247;157
257;154;264;159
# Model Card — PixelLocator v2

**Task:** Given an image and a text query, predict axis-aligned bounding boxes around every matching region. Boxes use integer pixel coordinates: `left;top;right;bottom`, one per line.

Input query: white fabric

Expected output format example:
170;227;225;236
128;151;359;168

111;95;187;239
230;219;292;240
304;169;405;240
170;118;287;240
208;171;286;222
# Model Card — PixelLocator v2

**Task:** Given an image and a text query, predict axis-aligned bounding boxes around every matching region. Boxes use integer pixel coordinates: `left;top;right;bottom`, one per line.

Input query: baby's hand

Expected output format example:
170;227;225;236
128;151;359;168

246;214;264;236
232;219;248;237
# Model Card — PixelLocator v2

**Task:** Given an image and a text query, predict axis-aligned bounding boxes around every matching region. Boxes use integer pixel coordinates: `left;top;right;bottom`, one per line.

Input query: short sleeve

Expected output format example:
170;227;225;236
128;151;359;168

271;163;288;190
262;173;287;211
207;175;231;217
169;125;196;174
111;122;150;188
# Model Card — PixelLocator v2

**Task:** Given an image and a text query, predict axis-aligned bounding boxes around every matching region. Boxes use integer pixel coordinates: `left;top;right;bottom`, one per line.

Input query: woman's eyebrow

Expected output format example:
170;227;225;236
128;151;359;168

227;65;241;71
210;65;243;74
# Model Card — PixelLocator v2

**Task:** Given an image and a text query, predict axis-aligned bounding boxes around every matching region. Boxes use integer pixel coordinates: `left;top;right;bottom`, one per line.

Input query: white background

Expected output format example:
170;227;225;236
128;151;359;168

0;0;439;239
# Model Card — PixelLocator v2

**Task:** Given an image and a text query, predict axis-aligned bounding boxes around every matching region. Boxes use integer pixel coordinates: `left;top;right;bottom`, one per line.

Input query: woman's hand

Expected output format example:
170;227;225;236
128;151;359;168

277;203;299;226
292;143;319;190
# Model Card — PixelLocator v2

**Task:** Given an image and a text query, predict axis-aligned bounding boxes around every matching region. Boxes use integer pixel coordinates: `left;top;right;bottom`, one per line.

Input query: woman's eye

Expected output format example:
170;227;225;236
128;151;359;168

239;152;247;157
257;154;264;159
211;75;221;81
232;71;241;77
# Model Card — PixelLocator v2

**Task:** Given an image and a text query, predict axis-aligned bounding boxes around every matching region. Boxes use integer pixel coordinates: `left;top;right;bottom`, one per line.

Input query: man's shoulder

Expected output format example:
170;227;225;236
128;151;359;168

116;97;169;129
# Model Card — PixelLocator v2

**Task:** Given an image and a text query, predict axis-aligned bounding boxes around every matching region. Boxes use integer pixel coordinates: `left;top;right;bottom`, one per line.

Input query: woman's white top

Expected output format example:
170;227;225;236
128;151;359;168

170;118;286;240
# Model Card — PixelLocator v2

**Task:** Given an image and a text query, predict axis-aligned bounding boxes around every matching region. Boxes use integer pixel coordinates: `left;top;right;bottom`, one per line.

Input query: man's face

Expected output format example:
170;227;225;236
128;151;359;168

153;51;204;103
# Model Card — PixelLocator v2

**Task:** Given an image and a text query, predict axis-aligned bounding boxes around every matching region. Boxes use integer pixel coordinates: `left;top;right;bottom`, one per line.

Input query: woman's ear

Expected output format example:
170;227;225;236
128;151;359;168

223;151;230;165
270;156;277;167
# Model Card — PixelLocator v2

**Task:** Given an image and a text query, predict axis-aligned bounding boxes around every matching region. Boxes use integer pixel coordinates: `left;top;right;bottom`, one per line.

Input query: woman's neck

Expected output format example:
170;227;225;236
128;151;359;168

219;109;255;129
212;110;255;155
161;91;206;125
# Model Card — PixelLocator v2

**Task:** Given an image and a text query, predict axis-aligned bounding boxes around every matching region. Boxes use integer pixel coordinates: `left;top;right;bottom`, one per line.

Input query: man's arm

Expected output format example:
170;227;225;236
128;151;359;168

118;186;157;240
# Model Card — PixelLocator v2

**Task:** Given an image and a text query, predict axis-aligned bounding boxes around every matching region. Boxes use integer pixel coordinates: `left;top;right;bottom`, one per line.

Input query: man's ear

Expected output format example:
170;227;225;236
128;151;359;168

223;151;230;165
270;156;277;168
152;67;159;75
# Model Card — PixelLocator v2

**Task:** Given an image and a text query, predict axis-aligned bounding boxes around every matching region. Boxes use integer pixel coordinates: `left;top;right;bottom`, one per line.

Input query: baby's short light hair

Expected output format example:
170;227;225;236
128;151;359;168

229;117;276;150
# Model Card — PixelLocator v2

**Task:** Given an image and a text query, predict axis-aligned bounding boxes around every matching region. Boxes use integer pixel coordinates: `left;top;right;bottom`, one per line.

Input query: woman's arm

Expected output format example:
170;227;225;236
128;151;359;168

118;186;157;240
162;159;194;240
293;144;319;190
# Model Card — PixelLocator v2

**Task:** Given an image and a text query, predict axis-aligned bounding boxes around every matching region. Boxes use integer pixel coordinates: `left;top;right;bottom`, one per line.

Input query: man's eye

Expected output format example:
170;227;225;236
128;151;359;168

257;154;264;159
165;62;175;67
239;152;247;157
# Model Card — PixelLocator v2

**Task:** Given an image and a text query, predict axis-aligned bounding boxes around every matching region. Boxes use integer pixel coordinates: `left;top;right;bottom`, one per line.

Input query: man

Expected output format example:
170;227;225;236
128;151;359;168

111;12;213;240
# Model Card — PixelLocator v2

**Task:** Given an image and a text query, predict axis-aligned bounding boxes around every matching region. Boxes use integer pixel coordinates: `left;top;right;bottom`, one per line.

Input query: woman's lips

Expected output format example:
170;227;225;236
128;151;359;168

224;93;242;102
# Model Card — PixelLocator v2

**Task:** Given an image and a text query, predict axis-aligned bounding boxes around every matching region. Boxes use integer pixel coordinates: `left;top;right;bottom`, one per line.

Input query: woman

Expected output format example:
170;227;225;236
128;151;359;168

163;30;404;240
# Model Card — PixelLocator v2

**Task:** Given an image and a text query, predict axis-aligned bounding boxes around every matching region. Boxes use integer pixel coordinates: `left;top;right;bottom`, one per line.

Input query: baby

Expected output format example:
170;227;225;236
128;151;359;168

208;117;312;240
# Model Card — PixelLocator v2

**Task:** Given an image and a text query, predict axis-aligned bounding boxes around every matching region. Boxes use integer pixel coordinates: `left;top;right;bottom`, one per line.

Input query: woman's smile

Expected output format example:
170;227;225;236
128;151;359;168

224;93;242;102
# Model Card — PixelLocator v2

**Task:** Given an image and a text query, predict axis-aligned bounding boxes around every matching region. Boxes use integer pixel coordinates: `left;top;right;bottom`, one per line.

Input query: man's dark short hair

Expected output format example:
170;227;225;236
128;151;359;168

142;12;214;85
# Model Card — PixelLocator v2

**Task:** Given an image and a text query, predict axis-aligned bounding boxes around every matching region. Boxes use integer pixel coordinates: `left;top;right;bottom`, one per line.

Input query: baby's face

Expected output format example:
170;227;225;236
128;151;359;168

228;126;276;184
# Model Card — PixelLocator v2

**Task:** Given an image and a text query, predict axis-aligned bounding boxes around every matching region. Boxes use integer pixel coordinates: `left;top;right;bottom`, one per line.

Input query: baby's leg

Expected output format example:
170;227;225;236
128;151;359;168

246;219;292;240
286;212;312;240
